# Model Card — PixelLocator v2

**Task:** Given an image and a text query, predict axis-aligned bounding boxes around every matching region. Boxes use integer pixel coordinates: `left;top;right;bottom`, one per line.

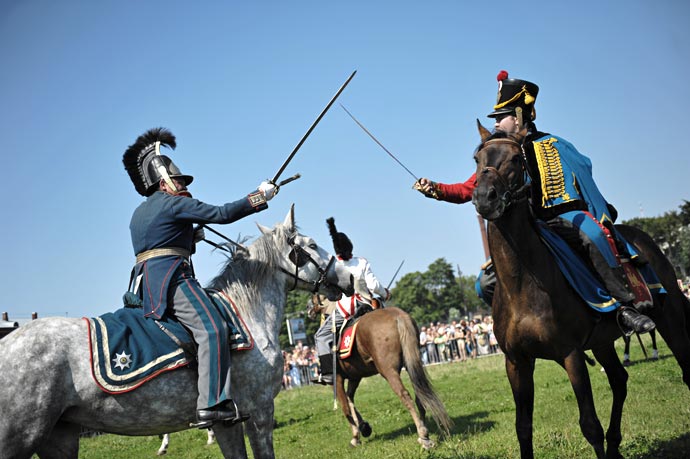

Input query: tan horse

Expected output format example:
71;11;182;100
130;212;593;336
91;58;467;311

308;294;452;449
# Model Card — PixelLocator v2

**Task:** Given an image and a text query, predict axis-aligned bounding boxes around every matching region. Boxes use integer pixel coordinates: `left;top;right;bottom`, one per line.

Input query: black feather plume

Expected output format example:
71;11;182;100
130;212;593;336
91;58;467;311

122;127;177;196
326;217;338;239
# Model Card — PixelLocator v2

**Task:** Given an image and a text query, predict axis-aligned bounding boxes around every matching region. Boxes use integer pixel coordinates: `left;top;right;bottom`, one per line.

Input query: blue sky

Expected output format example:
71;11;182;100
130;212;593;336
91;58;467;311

2;0;688;320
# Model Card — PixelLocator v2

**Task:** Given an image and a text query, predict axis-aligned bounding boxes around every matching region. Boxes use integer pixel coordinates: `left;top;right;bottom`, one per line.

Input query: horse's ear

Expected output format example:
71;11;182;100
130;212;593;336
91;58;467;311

283;203;296;231
256;222;271;234
477;119;492;141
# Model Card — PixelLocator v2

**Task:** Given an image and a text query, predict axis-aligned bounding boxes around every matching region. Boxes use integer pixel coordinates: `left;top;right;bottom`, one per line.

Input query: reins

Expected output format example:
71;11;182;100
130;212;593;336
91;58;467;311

279;235;338;294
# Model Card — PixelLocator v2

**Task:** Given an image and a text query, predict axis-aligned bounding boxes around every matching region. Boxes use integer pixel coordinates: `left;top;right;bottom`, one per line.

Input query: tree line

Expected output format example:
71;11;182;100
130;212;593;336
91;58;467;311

280;200;690;349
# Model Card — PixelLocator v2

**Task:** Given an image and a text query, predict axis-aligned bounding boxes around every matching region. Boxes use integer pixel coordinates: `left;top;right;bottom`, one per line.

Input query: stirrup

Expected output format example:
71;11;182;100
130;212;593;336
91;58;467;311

189;420;214;429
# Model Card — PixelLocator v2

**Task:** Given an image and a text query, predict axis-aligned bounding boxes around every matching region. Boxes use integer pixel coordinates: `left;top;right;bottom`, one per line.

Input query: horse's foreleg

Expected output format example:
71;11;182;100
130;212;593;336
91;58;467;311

562;351;606;459
593;345;628;459
505;356;535;459
214;423;249;459
34;421;80;459
243;404;277;459
339;377;363;447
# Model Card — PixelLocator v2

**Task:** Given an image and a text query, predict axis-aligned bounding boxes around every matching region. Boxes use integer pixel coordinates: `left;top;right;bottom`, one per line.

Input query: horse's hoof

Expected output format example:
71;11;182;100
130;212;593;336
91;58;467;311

359;421;372;438
418;437;435;449
156;451;167;456
349;439;361;448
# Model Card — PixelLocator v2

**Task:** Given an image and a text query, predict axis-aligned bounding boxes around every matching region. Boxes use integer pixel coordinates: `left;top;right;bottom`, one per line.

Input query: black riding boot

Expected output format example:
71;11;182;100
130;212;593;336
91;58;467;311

617;305;655;336
311;354;334;385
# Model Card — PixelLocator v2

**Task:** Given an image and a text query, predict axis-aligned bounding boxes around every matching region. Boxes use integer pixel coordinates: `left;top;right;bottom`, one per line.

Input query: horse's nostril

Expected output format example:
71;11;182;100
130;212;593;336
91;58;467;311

488;188;497;200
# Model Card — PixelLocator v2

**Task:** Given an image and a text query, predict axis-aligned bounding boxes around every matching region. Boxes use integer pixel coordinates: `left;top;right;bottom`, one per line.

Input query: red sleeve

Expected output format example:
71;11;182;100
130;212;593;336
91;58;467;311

435;172;477;204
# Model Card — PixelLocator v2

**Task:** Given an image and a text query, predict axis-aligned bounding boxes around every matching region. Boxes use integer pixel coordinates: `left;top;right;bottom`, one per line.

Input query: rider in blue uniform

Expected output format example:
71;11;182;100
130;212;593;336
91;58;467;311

487;71;655;334
123;127;279;425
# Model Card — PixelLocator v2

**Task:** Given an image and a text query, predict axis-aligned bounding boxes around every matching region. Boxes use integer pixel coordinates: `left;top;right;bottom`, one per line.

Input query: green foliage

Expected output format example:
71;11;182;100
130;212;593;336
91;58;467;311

78;336;690;458
623;199;690;278
388;258;485;325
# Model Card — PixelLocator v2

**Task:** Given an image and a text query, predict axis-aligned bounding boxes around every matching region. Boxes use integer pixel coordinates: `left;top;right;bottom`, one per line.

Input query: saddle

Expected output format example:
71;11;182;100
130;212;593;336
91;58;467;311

85;289;253;394
336;301;382;359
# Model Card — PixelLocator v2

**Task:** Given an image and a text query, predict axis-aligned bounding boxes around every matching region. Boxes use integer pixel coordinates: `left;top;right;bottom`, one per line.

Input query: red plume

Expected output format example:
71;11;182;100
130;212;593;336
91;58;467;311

497;70;509;81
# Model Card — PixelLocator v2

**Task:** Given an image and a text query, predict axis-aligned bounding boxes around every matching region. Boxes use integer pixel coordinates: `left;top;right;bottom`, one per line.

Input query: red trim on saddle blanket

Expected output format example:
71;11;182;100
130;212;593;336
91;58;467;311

83;317;190;395
621;259;653;308
214;290;254;351
585;211;653;308
338;322;359;359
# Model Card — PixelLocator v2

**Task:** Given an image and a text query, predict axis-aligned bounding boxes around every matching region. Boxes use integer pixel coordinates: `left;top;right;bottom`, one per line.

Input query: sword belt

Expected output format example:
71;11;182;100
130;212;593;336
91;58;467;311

136;247;191;264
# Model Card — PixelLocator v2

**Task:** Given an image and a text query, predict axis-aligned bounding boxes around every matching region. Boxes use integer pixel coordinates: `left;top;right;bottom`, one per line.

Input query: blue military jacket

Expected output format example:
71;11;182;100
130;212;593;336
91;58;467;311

526;134;613;223
130;190;267;318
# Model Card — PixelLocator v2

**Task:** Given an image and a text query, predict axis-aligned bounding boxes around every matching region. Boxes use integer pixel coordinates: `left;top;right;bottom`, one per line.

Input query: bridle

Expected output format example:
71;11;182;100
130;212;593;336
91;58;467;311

477;137;532;211
279;234;338;294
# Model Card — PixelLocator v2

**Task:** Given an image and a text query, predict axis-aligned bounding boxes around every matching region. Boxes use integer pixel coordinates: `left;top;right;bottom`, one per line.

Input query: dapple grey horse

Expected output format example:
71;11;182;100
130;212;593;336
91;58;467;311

0;205;354;459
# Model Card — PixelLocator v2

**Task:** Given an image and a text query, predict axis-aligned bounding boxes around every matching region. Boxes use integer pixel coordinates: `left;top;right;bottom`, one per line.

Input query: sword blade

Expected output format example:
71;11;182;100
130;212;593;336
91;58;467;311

272;70;357;183
340;104;419;181
387;259;405;290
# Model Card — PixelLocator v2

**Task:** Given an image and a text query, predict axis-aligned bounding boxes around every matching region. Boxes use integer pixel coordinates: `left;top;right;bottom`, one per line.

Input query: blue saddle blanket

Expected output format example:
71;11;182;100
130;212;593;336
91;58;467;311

536;221;666;312
86;289;252;393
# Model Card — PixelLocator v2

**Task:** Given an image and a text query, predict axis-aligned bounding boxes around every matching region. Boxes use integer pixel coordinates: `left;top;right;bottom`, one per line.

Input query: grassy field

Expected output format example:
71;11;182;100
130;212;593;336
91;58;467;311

78;335;690;458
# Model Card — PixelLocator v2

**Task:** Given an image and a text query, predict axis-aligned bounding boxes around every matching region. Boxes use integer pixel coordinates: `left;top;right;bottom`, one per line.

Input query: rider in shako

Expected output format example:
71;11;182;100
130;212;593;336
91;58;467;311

417;71;655;335
311;217;391;385
123;127;279;425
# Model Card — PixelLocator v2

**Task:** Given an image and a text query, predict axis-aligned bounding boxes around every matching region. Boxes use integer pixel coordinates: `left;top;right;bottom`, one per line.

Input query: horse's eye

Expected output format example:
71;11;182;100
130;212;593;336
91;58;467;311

308;243;317;250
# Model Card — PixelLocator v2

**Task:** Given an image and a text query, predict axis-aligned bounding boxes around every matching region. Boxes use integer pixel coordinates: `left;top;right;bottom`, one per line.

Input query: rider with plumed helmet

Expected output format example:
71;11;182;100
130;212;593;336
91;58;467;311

311;217;390;385
416;71;654;335
123;127;279;425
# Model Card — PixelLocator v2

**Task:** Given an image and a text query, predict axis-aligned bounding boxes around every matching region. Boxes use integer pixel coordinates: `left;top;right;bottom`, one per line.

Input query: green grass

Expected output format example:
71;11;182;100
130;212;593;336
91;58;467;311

78;335;690;458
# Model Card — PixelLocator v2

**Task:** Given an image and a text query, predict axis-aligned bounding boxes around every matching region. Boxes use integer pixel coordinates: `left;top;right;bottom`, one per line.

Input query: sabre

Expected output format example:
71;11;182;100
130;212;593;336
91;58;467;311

271;71;357;183
387;259;405;290
340;104;420;181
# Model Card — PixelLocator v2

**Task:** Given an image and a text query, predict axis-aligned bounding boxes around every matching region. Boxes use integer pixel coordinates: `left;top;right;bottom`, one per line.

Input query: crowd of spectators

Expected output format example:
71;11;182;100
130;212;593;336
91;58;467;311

282;341;320;389
281;315;504;390
419;316;500;365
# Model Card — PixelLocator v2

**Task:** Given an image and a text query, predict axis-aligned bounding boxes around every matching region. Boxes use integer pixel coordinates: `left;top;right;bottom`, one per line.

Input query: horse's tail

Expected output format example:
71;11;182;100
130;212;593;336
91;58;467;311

397;313;453;437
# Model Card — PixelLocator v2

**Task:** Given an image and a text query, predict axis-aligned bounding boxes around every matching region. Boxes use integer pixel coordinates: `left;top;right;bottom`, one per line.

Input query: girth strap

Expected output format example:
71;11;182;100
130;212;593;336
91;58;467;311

135;247;190;264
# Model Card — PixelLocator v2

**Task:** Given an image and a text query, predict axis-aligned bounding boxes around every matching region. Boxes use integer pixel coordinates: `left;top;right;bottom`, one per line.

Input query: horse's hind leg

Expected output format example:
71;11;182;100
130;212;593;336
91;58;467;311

378;369;433;449
561;351;607;459
592;345;628;459
34;421;80;459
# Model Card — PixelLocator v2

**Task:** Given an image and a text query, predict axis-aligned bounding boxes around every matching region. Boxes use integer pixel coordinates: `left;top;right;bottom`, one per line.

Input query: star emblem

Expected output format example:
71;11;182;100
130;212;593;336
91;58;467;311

112;350;133;371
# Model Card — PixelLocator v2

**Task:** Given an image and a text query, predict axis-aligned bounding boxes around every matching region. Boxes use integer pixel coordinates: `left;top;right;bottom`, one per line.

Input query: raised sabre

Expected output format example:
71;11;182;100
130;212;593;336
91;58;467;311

339;104;438;198
387;259;405;290
340;104;419;181
271;71;357;183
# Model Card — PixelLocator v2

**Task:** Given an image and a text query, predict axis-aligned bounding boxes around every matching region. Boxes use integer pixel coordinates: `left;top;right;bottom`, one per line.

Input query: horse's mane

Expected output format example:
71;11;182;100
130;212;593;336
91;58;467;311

207;222;296;318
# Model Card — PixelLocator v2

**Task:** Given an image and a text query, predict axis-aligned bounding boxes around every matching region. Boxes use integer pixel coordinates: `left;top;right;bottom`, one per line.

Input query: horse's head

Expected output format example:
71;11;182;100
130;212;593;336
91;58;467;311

472;120;530;221
258;205;354;301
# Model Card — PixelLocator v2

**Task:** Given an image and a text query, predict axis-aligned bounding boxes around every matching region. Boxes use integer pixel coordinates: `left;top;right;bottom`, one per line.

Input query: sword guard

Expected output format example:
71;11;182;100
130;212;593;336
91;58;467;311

413;180;439;200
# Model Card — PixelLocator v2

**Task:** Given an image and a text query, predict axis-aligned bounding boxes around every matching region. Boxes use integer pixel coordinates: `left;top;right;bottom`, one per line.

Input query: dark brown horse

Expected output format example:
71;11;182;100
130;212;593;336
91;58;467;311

471;122;690;459
308;294;452;449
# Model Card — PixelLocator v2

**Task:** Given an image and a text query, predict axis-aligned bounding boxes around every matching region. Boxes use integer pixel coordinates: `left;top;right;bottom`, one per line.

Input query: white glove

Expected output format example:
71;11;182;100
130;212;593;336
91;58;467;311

258;180;279;201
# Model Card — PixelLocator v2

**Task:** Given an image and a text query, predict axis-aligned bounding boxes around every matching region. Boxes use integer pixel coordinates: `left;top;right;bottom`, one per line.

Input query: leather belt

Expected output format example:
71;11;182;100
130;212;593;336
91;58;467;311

136;247;190;264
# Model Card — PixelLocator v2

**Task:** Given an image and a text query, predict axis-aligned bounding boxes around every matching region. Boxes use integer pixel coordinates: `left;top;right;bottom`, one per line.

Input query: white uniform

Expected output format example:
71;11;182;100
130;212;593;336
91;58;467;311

314;256;388;356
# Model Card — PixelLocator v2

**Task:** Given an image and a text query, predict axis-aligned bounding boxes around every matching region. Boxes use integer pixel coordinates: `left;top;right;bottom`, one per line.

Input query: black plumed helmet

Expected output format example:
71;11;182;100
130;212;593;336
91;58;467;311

122;127;194;196
326;217;353;260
